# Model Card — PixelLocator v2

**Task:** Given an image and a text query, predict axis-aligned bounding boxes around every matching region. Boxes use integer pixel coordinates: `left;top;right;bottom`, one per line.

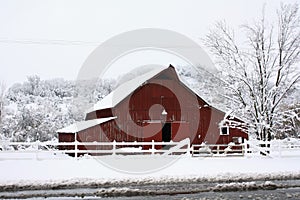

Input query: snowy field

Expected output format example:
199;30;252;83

1;155;300;185
0;153;300;199
1;139;300;186
1;139;300;199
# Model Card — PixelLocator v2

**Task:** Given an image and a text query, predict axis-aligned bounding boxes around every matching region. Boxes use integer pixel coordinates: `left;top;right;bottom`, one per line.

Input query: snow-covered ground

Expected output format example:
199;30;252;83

0;138;300;200
0;138;299;188
1;154;300;187
0;151;300;199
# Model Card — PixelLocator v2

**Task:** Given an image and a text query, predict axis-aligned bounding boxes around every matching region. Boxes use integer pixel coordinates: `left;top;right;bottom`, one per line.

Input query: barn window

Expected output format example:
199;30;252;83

220;126;229;135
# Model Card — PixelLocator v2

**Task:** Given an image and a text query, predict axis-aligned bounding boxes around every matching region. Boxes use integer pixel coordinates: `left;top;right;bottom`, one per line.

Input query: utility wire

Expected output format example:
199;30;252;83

0;38;101;46
0;38;207;48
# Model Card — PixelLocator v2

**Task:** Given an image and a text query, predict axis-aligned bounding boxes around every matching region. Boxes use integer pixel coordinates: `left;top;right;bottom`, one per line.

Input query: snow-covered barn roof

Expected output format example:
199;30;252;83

85;65;227;115
86;66;169;113
56;117;116;133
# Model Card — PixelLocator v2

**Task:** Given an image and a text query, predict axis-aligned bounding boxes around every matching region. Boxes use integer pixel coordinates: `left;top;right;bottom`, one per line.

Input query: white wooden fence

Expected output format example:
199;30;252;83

244;140;300;158
0;138;300;160
0;138;190;159
191;141;300;158
191;143;246;157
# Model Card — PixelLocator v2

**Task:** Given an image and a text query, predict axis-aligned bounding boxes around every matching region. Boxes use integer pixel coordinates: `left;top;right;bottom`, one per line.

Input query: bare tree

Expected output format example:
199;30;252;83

204;3;300;141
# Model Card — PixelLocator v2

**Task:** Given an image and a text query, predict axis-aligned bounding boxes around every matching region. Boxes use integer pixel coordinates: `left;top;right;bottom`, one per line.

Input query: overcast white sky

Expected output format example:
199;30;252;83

0;0;298;87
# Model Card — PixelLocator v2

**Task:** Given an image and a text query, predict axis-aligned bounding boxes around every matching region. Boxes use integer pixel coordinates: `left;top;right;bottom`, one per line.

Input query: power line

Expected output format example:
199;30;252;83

0;38;206;48
0;38;101;46
0;38;268;50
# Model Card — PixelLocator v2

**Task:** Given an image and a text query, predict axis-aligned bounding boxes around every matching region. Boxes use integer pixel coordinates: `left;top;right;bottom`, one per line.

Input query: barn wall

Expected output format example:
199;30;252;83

60;67;248;150
58;133;75;143
86;108;113;120
58;133;75;155
112;73;220;146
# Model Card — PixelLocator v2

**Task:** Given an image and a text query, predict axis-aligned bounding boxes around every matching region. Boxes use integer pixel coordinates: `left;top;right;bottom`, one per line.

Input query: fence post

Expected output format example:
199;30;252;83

74;132;78;158
185;141;191;156
191;145;194;157
112;140;116;156
151;140;155;155
243;142;247;157
75;140;78;158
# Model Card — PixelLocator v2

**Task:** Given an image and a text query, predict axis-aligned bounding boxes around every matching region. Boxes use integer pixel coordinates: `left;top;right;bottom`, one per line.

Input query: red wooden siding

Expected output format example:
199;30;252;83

58;66;248;152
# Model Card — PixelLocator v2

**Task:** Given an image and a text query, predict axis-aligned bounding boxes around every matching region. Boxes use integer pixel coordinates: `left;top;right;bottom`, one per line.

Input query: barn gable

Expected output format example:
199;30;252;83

85;65;210;120
85;66;170;114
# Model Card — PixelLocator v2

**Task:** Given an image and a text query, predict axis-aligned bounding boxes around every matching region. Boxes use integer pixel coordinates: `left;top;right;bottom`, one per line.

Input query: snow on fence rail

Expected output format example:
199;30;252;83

0;139;190;160
191;143;246;157
245;140;300;158
190;140;300;158
1;139;300;160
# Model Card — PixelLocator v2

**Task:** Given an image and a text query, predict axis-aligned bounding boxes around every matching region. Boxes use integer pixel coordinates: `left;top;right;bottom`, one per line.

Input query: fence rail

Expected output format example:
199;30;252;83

244;140;300;157
0;138;190;159
1;139;300;160
191;143;246;157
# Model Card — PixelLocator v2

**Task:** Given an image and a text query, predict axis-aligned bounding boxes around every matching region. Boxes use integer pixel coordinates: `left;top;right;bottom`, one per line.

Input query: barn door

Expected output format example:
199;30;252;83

162;122;171;142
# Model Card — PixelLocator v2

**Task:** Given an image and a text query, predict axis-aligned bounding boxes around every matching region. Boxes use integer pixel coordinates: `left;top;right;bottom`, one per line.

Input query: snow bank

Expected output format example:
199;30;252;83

0;156;300;190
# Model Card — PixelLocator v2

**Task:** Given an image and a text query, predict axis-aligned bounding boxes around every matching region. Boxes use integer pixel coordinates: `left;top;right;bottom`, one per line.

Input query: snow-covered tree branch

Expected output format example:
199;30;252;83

204;3;300;141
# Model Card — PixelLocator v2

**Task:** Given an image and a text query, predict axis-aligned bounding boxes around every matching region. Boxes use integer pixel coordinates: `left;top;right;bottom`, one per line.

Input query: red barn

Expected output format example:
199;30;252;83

57;65;248;152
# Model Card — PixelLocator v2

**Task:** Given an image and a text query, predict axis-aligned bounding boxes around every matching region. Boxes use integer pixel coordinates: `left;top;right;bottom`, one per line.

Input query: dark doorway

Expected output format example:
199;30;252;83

162;122;171;142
